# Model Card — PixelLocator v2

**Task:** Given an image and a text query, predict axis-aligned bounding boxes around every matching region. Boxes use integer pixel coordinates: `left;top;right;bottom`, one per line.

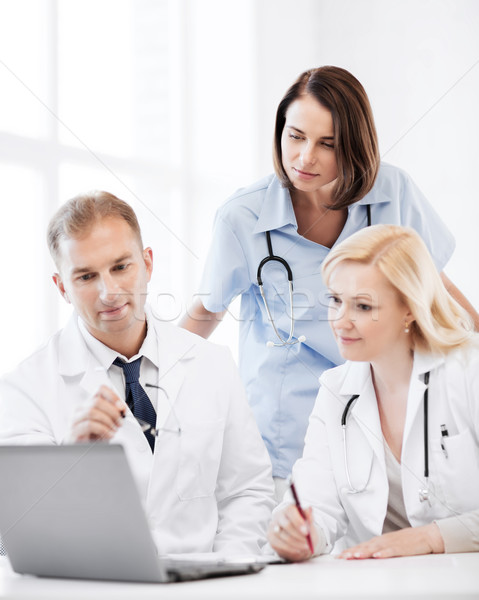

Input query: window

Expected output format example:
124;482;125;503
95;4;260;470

0;0;181;370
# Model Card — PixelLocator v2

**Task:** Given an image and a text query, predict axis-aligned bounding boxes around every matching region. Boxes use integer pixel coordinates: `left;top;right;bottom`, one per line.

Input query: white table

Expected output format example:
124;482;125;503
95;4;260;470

1;553;478;599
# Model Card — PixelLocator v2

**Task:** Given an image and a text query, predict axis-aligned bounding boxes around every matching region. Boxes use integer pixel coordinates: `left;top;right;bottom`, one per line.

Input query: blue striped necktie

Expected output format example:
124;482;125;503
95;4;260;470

113;357;156;452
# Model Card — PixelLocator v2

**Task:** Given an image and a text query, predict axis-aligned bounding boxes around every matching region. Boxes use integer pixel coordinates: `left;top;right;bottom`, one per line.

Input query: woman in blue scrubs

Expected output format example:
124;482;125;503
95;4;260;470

180;66;478;500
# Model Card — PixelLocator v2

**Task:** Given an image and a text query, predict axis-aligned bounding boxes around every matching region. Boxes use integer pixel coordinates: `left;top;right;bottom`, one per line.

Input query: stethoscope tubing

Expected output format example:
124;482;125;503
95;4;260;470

341;395;365;494
341;372;431;499
258;280;296;345
256;205;372;348
257;231;297;346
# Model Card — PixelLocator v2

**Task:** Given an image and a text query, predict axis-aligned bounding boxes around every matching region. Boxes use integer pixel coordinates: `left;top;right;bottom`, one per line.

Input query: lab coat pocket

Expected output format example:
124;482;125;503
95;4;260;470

176;419;225;500
432;428;479;513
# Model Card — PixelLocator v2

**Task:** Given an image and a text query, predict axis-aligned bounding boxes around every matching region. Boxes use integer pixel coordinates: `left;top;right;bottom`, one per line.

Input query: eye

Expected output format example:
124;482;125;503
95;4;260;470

357;303;372;311
288;133;303;141
78;273;94;282
113;263;128;272
327;294;341;305
321;141;334;149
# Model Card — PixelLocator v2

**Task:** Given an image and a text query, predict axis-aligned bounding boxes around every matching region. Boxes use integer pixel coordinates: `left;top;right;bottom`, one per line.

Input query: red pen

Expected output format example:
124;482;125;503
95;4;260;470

290;479;314;554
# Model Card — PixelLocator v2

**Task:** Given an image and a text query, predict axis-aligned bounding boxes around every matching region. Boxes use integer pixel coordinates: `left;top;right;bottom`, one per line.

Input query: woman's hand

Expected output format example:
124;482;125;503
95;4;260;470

268;505;320;562
338;523;445;559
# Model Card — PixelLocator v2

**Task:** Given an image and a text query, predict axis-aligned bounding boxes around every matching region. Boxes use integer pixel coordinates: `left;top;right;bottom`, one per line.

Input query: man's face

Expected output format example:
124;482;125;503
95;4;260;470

53;216;153;349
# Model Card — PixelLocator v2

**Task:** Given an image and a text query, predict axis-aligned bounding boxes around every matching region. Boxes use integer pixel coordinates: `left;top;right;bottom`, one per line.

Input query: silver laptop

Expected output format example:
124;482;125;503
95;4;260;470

0;444;267;582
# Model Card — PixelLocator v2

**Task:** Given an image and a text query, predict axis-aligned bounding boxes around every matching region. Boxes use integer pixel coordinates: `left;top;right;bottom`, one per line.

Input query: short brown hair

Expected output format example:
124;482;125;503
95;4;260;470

47;191;143;268
273;66;380;210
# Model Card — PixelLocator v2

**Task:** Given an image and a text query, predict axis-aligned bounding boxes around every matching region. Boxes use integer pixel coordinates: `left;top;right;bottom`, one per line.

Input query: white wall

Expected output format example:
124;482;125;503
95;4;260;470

308;0;479;307
182;0;479;352
1;0;478;368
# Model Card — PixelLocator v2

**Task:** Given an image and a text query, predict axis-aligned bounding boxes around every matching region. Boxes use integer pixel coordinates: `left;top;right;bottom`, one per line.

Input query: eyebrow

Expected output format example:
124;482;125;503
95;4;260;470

328;289;375;301
286;125;334;140
71;253;132;276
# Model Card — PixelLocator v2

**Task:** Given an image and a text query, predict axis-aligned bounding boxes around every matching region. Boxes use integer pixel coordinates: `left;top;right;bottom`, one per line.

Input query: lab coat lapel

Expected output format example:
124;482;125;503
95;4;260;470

402;352;445;450
57;314;105;397
151;320;197;429
339;362;386;472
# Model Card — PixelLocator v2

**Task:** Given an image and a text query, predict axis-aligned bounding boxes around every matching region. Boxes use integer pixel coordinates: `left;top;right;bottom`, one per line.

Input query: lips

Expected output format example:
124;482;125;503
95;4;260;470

293;167;318;180
337;336;361;345
99;303;128;319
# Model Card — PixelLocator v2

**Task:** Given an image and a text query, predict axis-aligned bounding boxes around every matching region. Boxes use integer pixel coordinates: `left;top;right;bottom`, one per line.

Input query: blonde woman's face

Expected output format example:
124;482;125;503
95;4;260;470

327;262;412;364
281;94;338;194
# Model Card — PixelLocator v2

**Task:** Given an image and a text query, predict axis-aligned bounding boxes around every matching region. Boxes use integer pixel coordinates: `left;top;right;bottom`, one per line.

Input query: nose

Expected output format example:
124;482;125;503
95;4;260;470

331;303;353;331
98;273;121;304
300;142;316;167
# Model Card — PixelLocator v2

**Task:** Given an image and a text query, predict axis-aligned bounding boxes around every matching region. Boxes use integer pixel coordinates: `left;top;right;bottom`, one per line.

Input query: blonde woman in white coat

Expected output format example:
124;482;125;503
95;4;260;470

268;224;479;560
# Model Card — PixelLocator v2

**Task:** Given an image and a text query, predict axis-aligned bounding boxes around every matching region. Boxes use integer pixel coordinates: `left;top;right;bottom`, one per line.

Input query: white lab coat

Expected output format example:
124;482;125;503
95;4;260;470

0;312;275;555
285;347;479;553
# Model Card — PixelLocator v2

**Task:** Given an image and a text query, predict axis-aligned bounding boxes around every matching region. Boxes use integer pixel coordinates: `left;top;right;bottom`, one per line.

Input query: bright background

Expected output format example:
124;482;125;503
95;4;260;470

0;0;478;372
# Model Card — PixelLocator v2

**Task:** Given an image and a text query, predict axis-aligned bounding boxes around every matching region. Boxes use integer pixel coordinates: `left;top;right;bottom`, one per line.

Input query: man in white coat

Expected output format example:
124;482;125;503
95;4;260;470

0;191;275;556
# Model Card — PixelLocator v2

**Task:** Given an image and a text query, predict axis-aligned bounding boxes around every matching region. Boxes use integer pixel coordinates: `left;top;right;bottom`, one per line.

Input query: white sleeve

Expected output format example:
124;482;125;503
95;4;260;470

275;387;349;554
213;349;275;555
0;359;58;445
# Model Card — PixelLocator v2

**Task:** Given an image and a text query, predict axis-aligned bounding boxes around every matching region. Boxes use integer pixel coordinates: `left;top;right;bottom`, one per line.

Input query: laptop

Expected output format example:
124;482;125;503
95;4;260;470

0;444;268;582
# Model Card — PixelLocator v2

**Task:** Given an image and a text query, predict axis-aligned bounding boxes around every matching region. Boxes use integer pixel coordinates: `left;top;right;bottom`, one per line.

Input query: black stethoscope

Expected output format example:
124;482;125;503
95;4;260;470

256;205;372;347
341;371;431;504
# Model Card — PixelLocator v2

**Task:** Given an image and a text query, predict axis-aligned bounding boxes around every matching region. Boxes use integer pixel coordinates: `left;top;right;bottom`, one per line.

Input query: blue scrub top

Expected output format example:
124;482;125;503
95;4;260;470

199;162;455;478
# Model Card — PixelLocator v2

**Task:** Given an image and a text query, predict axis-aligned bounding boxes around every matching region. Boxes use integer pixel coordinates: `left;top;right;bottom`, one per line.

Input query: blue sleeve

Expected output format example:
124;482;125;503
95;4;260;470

399;170;455;271
371;165;456;271
198;210;252;313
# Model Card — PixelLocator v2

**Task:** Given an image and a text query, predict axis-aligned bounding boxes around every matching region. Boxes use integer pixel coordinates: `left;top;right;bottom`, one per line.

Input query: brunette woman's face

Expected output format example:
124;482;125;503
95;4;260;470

281;94;338;194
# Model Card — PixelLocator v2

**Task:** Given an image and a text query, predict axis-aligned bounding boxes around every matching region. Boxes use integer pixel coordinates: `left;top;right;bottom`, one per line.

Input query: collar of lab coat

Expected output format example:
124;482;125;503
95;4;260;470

57;306;198;403
337;351;444;396
336;351;445;466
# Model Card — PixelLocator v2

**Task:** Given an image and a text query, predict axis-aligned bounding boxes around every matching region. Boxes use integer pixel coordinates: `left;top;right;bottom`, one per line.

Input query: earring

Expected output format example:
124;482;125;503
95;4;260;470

404;321;410;334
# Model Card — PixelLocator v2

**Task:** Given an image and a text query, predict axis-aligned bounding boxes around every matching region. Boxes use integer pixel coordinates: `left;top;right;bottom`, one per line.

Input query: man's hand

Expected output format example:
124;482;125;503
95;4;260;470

267;505;320;562
69;385;128;442
338;523;445;559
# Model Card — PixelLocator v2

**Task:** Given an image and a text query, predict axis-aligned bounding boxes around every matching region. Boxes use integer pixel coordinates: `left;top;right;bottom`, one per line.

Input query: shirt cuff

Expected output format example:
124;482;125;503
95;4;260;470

435;513;479;553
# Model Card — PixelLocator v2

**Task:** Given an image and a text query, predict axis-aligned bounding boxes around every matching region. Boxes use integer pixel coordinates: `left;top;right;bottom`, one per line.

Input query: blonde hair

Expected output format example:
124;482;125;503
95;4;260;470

322;225;474;354
47;191;143;268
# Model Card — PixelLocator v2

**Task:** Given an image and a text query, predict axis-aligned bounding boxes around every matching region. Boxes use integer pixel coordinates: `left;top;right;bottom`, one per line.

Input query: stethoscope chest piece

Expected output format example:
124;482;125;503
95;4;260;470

418;486;431;505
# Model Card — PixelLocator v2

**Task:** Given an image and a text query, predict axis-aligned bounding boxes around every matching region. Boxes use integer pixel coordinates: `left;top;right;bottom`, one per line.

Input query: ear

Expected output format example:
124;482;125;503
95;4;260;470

52;273;71;304
404;307;414;325
143;247;153;282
